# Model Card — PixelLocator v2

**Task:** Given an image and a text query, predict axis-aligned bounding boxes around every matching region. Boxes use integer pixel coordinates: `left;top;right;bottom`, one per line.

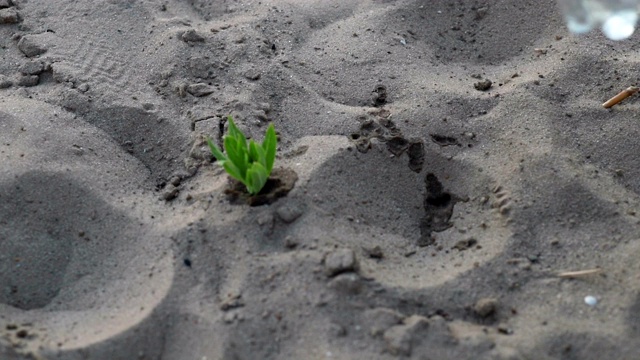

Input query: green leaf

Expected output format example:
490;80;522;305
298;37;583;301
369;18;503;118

222;161;244;183
208;115;279;196
224;136;248;178
226;116;248;154
249;140;266;165
245;162;268;195
206;137;227;162
262;123;277;174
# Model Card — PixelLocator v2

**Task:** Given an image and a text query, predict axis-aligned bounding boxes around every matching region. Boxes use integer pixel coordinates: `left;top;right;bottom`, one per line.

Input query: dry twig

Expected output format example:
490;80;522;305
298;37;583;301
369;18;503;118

603;86;639;108
557;268;602;278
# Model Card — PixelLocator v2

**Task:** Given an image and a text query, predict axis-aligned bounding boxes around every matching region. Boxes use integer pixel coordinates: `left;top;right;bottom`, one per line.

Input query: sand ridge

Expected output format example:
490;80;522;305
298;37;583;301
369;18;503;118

2;0;640;359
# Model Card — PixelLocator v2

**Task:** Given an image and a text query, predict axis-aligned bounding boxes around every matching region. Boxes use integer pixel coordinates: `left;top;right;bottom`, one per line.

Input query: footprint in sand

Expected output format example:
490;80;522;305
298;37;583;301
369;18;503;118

0;98;174;358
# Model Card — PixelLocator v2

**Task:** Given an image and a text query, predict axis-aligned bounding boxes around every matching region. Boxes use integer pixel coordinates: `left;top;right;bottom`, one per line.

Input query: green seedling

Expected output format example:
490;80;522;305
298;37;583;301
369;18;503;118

207;116;277;195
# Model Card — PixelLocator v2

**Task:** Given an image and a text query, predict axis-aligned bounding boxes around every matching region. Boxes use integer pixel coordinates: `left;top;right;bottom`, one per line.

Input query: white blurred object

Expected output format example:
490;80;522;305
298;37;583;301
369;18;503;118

584;295;598;306
560;0;640;39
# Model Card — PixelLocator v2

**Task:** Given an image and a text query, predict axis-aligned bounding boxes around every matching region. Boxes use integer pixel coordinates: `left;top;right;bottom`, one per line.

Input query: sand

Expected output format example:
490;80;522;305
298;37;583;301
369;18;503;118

2;0;640;359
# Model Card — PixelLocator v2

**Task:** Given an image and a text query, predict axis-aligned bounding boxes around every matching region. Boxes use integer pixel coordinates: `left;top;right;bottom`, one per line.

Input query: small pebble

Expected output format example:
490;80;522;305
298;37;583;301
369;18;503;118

17;74;39;87
0;7;18;24
275;202;303;223
17;35;49;57
181;29;205;42
474;297;498;317
284;235;299;249
169;175;181;186
162;185;179;201
187;83;215;97
19;61;44;75
584;295;597;306
327;273;362;295
324;248;356;277
474;78;492;91
0;74;12;88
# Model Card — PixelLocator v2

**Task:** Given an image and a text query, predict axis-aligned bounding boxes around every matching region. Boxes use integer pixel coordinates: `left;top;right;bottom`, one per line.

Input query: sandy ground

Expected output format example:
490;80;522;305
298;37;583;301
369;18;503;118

2;0;640;359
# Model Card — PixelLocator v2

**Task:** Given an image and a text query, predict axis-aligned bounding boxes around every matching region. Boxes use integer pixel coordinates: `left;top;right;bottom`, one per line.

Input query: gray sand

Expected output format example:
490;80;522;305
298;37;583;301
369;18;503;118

2;1;640;359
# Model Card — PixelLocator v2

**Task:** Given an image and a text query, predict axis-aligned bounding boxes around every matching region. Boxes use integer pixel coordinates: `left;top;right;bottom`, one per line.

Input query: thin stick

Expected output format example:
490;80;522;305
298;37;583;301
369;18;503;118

557;268;602;278
603;86;639;108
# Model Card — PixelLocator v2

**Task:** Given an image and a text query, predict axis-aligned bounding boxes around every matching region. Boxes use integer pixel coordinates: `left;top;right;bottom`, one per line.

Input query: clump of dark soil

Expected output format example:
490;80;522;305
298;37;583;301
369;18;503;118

224;167;298;206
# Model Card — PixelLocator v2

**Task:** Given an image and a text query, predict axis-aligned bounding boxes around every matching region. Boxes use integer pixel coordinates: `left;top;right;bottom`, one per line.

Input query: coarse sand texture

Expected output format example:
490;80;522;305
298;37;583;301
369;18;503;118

2;1;640;359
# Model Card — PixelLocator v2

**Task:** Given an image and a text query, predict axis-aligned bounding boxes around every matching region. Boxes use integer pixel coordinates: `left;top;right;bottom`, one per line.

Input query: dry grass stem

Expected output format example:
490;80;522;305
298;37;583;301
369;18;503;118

557;268;602;278
603;86;639;108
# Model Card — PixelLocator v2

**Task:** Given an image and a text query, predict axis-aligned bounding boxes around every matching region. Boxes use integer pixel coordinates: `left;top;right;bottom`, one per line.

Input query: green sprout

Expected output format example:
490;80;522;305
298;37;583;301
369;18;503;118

207;116;277;195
